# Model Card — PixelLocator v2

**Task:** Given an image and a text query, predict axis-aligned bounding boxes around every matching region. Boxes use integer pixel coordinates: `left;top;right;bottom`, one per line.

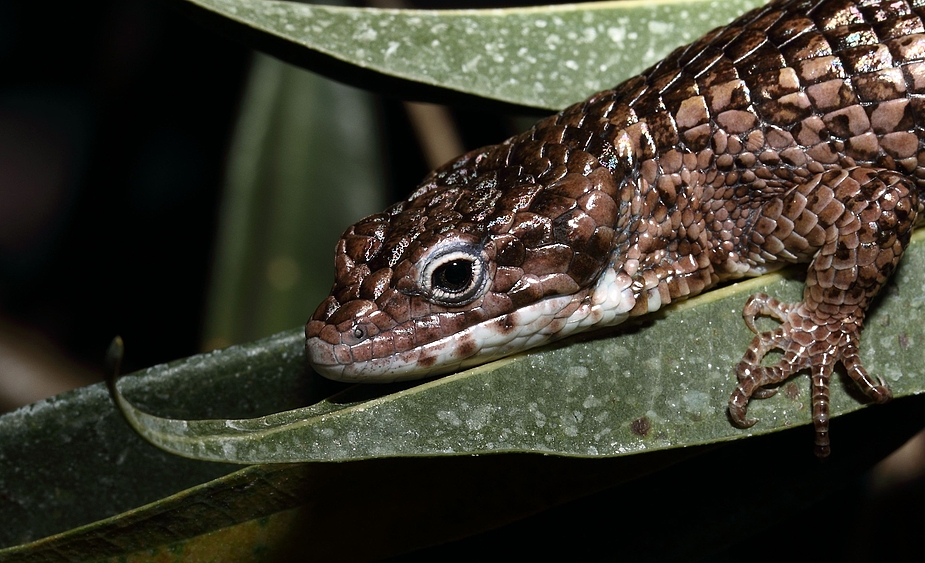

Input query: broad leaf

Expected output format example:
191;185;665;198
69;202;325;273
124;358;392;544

179;0;768;110
109;231;925;464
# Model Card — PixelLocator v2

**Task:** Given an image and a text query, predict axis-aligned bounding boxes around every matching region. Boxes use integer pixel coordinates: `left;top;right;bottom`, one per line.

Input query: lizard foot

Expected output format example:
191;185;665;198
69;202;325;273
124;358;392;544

728;293;892;458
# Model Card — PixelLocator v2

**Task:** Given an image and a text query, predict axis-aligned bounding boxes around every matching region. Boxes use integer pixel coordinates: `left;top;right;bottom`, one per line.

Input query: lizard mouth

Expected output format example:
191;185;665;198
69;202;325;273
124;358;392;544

304;287;631;382
304;325;472;383
304;300;494;382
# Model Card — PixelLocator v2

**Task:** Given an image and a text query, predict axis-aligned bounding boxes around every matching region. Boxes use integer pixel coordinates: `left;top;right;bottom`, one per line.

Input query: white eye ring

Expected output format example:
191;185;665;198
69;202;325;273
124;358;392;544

419;245;487;306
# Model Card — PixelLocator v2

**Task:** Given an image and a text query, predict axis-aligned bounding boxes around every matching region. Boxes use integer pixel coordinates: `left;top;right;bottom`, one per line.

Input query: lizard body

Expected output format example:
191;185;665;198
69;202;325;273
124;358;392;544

306;0;925;456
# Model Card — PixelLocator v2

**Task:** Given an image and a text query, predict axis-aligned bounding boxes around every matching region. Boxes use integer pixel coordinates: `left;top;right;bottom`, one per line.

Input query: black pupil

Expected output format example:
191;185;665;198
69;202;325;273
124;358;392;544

433;260;473;292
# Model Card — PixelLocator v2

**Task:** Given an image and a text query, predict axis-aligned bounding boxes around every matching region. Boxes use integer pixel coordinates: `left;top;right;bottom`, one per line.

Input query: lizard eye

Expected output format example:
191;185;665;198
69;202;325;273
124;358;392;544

433;259;473;293
419;244;487;306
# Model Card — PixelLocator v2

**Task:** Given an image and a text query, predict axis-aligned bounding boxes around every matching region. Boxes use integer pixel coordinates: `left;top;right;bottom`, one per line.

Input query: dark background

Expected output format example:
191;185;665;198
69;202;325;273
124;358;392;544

0;0;529;394
0;0;248;384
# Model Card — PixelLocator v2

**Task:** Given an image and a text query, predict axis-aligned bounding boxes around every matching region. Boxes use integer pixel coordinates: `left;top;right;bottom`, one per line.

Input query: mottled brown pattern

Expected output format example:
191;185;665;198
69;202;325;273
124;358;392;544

630;416;652;437
306;0;925;456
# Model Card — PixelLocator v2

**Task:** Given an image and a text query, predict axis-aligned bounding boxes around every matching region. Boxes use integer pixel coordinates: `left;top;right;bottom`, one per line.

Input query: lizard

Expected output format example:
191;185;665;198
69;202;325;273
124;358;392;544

305;0;925;457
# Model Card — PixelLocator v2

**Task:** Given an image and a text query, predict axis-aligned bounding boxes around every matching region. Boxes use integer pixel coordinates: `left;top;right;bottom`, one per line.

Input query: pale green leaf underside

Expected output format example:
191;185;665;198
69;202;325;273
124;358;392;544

190;0;767;110
109;232;925;464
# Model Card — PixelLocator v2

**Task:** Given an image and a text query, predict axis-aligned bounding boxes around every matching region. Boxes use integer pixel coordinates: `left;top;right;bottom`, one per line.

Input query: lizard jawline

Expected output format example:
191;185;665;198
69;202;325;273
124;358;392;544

307;267;637;382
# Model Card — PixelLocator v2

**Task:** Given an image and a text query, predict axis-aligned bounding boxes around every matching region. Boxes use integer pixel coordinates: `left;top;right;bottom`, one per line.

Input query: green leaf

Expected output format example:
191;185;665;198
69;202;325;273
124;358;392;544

180;0;768;110
109;231;925;464
0;326;313;554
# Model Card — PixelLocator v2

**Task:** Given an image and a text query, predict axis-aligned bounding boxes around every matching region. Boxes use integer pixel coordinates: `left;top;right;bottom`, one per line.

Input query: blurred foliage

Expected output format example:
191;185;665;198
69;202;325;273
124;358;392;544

202;52;386;349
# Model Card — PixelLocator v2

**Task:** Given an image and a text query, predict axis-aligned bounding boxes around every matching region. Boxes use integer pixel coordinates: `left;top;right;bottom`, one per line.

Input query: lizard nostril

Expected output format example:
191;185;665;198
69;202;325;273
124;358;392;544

344;320;376;345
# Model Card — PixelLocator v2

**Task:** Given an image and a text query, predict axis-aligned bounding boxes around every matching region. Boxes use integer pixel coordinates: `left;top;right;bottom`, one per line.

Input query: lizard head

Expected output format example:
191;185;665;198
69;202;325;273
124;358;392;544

306;144;631;382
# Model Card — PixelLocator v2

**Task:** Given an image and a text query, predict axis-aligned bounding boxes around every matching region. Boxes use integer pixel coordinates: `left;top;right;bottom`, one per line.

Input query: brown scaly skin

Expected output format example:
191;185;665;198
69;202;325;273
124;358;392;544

307;0;925;457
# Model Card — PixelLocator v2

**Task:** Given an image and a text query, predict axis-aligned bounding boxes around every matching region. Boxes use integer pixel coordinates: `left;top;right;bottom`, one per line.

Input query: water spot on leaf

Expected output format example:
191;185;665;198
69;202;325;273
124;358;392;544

437;410;462;426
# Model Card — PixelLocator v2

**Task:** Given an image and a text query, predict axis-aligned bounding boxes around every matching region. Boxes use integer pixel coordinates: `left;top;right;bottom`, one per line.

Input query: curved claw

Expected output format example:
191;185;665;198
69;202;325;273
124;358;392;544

752;386;778;400
728;386;758;428
842;347;893;404
742;294;791;334
871;382;893;404
730;358;792;428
